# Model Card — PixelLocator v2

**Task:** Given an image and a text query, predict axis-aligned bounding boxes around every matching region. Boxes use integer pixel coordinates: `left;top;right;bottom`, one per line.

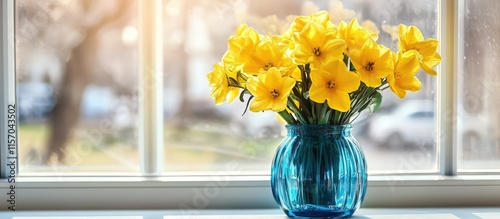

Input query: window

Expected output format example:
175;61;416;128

458;0;500;171
15;0;141;173
13;0;440;175
2;0;500;211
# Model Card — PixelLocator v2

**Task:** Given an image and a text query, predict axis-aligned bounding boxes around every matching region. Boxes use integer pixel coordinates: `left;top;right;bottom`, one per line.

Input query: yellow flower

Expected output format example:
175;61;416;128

223;25;259;67
207;63;240;105
246;67;296;112
350;38;394;87
288;66;302;81
290;11;335;33
338;18;378;53
387;50;422;98
293;20;346;68
226;24;261;66
310;59;360;112
399;24;441;75
240;35;294;76
283;11;338;52
222;50;238;67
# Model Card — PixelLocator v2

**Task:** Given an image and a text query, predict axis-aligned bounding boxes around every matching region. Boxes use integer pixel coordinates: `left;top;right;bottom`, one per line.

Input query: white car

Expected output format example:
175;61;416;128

367;100;436;148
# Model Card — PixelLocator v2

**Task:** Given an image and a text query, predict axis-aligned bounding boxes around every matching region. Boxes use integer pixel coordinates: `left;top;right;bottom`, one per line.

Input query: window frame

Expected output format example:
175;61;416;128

3;0;500;210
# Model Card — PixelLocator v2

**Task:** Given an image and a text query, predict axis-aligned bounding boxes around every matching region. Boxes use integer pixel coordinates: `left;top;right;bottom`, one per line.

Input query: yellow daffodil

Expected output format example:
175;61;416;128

240;36;294;76
288;66;302;81
293;21;346;68
290;11;336;34
350;38;394;87
310;59;360;112
338;18;378;53
207;63;240;105
207;11;441;125
222;50;238;67
226;24;261;66
246;67;296;112
387;50;422;98
399;24;441;75
283;11;337;52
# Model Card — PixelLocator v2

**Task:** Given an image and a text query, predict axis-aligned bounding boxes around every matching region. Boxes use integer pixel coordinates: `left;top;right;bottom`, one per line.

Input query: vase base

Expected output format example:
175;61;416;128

283;208;355;218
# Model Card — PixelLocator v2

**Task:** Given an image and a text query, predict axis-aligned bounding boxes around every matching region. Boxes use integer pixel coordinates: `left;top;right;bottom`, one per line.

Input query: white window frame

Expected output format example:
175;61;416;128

2;0;500;210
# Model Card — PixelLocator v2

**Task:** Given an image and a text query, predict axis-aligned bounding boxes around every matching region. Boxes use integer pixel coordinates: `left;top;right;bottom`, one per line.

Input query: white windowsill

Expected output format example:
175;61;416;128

2;175;500;210
2;208;500;219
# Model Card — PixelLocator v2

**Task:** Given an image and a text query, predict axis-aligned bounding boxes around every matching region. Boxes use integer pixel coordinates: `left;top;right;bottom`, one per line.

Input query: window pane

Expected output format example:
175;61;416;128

17;0;140;174
163;0;438;173
458;0;500;171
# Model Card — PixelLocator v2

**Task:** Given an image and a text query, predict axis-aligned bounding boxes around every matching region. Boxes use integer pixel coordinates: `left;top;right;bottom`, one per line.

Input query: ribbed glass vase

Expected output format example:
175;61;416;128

271;124;367;218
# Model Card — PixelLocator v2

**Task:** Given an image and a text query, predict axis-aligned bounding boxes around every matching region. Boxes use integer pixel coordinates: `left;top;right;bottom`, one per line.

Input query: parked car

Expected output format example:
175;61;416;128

367;100;435;149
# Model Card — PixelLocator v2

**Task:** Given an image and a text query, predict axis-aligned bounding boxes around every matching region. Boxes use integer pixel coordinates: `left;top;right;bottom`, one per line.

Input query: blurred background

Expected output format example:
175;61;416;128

15;0;500;174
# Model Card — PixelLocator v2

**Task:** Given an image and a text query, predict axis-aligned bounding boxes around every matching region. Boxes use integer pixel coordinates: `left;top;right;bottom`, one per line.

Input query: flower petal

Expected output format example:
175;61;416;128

327;91;351;112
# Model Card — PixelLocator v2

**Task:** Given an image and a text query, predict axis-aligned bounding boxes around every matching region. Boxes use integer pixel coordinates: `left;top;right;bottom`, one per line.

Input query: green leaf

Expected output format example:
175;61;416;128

298;65;305;72
368;91;383;113
228;77;239;86
237;70;247;82
305;63;311;72
239;89;249;102
241;95;254;116
303;91;310;100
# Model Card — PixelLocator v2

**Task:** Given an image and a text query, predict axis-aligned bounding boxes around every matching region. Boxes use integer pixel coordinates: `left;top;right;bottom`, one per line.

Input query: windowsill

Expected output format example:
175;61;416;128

8;174;500;186
2;175;500;210
3;208;500;218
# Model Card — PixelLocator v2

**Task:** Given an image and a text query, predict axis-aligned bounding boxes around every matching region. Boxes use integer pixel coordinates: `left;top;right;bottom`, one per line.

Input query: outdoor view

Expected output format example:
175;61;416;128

14;0;498;175
17;0;140;173
458;0;500;170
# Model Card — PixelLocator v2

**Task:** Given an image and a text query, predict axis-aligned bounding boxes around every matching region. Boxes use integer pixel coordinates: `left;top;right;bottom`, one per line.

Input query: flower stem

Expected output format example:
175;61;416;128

278;110;297;124
287;99;308;124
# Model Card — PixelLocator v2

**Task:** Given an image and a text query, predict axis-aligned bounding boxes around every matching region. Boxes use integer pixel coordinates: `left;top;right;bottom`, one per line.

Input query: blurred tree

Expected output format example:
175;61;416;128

44;0;132;164
16;0;133;164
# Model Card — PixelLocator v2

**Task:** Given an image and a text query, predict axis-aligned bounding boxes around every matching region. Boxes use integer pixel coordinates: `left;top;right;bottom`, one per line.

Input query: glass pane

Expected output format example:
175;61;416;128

163;0;438;173
17;0;140;174
458;0;500;171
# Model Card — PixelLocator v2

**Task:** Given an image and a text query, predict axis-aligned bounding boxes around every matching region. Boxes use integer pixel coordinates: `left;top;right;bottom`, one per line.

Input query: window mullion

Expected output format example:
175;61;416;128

1;0;17;179
138;0;164;175
438;0;461;176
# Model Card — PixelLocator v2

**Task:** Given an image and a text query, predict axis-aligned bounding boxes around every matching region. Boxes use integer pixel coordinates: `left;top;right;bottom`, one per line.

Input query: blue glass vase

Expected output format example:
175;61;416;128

271;124;367;218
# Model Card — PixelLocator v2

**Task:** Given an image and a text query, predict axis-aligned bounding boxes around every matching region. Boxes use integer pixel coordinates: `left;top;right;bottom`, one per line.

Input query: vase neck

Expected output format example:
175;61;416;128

286;124;352;137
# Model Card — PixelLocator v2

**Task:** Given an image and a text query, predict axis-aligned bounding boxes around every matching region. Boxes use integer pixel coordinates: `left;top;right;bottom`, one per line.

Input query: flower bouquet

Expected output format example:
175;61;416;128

208;11;441;125
207;10;441;218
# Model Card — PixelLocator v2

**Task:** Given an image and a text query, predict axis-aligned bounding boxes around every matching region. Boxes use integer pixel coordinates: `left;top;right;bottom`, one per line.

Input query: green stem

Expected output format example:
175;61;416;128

287;99;308;124
315;102;322;124
318;103;329;125
318;106;332;125
292;87;312;120
311;101;317;124
379;84;390;91
278;110;297;125
341;83;372;123
229;84;245;89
